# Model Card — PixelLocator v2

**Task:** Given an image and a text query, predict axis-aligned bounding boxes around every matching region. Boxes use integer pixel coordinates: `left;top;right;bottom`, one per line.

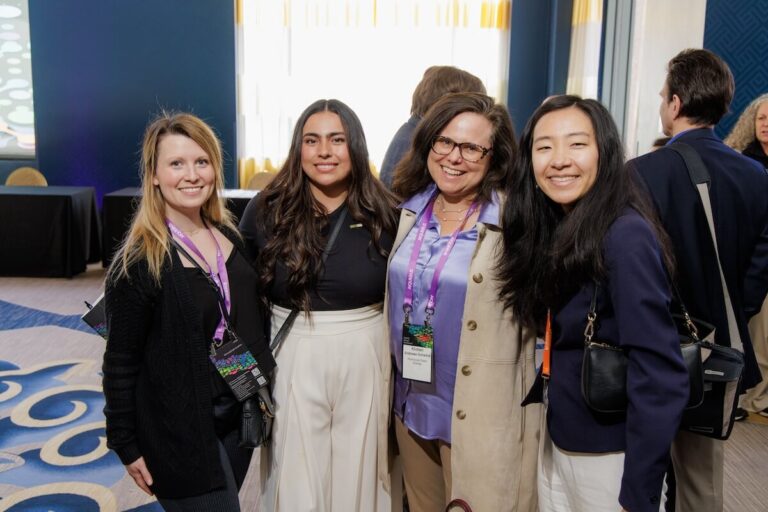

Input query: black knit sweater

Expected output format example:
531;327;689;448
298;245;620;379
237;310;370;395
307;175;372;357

102;227;275;498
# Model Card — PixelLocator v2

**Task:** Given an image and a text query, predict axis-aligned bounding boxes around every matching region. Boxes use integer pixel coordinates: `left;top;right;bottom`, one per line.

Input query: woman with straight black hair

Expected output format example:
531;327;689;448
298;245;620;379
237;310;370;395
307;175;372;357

239;99;399;511
498;95;689;512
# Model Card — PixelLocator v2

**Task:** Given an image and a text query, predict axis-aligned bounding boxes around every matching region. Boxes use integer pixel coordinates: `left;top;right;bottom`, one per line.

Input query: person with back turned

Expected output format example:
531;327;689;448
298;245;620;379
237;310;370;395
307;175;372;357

628;48;768;512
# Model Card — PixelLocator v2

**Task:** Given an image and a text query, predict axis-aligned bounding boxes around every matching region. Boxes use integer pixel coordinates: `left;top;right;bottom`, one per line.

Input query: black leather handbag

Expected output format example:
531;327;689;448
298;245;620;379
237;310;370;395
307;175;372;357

581;285;705;414
239;387;275;448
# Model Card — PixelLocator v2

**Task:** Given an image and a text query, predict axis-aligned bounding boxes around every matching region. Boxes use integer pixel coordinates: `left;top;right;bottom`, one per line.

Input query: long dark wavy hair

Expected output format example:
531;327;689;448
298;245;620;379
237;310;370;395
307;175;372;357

254;99;398;312
497;95;674;328
392;92;517;203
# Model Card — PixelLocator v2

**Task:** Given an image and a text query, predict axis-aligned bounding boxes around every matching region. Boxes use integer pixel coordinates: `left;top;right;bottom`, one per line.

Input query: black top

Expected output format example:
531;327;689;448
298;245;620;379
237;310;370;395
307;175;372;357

743;140;768;170
103;226;275;499
239;201;394;310
185;248;263;436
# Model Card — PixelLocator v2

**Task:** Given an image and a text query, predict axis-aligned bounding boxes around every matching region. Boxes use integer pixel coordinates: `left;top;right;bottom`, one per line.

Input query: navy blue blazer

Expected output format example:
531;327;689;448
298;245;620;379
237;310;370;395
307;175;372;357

630;128;768;388
541;209;689;512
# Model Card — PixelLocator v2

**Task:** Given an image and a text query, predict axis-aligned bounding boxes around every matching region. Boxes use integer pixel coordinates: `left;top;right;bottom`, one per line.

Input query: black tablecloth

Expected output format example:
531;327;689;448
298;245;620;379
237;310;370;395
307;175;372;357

0;186;101;277
102;187;258;267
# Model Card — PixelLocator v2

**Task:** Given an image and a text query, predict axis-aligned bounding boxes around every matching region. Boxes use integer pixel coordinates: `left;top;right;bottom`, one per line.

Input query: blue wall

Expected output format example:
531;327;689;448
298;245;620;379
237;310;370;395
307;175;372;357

28;0;237;203
507;0;573;134
704;0;768;138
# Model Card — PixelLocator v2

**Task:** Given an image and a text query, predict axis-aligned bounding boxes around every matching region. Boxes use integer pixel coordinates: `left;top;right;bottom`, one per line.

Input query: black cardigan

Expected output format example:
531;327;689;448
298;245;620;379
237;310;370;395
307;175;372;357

102;227;275;498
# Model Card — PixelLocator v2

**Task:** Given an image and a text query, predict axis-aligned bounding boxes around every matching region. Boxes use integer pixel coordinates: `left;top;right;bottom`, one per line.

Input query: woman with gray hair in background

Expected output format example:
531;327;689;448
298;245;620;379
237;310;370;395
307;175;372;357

725;92;768;170
725;93;768;420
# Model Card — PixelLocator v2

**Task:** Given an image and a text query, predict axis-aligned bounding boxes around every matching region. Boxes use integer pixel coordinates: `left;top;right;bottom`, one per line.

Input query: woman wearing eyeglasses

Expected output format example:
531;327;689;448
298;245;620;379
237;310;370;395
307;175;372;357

388;92;539;511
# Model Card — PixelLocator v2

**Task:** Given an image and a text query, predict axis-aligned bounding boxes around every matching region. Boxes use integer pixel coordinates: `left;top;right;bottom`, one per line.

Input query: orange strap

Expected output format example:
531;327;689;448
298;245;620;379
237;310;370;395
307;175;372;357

542;310;552;380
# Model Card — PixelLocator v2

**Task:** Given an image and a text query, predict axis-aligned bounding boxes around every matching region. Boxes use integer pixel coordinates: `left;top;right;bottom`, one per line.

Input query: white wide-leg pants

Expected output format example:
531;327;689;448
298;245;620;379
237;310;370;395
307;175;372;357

260;305;392;512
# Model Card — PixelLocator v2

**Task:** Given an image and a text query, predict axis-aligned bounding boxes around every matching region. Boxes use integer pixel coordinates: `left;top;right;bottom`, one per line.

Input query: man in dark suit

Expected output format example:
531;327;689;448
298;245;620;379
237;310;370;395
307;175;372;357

630;48;768;512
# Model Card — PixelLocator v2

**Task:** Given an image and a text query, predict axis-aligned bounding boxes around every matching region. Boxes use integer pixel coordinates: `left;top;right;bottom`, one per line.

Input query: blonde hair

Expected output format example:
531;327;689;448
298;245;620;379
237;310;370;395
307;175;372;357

724;93;768;151
109;112;237;283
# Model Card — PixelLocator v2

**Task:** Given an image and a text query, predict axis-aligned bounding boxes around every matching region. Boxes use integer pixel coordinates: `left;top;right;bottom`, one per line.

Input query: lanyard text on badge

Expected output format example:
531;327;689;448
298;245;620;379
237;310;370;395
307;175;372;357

402;194;478;325
400;194;478;383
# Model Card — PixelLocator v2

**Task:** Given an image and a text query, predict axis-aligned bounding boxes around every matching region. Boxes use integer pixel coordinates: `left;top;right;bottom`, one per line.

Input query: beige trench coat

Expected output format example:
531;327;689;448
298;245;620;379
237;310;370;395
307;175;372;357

385;202;541;512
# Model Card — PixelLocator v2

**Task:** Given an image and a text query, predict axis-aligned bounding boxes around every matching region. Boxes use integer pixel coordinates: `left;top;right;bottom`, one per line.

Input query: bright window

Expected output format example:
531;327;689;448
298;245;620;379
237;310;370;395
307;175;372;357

237;0;510;183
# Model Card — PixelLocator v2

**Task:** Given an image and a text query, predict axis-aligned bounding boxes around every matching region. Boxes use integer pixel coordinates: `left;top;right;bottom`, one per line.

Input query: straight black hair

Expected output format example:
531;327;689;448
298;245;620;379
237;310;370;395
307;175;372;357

497;95;674;327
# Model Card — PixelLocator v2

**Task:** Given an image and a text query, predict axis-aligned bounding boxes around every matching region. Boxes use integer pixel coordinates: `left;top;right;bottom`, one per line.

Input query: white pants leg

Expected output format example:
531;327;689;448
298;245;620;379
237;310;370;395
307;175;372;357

260;305;392;512
538;417;625;512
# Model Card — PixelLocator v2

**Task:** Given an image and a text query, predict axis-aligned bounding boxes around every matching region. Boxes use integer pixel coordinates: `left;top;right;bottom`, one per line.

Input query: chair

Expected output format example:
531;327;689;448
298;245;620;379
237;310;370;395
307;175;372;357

247;171;276;190
5;167;47;186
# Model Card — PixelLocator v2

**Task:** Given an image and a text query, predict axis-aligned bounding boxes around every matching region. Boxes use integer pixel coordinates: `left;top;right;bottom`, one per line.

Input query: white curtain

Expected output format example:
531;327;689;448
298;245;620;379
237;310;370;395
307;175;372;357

237;0;511;185
566;0;603;99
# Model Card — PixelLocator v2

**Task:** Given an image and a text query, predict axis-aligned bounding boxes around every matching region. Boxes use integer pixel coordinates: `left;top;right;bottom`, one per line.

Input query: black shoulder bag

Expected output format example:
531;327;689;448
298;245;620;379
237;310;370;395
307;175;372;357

666;142;745;440
581;283;706;414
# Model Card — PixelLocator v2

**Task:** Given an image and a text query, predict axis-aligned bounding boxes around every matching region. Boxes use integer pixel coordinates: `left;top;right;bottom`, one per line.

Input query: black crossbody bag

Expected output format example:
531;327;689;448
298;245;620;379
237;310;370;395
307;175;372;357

581;283;706;414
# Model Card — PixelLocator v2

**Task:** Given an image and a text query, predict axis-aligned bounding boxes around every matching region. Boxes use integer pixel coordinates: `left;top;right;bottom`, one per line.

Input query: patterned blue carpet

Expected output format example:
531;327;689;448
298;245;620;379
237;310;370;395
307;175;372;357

0;298;163;511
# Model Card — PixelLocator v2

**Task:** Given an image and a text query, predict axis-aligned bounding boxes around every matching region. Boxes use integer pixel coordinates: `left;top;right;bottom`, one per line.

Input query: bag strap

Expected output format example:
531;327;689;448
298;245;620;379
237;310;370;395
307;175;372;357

446;498;472;512
268;205;349;353
583;283;599;345
666;142;743;352
170;237;234;329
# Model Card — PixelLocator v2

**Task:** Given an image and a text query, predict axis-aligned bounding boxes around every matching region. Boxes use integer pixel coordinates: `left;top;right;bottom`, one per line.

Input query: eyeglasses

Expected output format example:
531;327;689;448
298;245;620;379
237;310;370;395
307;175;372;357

431;136;491;163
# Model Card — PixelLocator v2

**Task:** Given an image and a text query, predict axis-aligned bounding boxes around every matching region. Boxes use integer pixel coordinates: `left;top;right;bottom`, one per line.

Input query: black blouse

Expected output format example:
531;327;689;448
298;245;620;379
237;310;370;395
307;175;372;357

240;202;394;311
184;248;267;435
743;140;768;170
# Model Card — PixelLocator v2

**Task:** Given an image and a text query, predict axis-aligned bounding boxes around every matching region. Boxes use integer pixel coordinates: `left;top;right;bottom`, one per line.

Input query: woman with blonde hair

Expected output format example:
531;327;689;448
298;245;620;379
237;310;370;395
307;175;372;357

725;92;768;169
104;112;275;511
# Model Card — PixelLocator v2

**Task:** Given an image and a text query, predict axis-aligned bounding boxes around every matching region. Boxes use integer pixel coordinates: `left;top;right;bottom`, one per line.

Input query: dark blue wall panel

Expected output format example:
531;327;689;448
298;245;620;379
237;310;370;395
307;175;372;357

507;0;572;134
704;0;768;138
28;0;237;203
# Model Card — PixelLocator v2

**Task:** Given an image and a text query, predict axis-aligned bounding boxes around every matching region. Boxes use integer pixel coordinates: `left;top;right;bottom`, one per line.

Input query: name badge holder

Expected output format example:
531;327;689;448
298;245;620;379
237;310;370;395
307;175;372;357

167;220;268;404
401;196;477;383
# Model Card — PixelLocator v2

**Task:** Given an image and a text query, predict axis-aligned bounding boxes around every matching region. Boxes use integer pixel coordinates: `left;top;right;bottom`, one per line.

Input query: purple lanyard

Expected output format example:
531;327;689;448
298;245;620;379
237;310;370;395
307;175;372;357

167;219;231;342
403;195;478;323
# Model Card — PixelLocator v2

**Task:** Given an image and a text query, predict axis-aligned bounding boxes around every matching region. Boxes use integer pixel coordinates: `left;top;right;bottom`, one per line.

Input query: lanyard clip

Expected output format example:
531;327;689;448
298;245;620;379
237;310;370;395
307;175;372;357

403;304;413;325
424;307;435;326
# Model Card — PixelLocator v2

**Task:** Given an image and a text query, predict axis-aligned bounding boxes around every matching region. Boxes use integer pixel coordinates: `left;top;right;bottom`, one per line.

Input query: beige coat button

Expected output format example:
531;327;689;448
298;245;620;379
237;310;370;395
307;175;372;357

461;365;472;376
467;320;477;330
456;410;467;420
472;273;483;283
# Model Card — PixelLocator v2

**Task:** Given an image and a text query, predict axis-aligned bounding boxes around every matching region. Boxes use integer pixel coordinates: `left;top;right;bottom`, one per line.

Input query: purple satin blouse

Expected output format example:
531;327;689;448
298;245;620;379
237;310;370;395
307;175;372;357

388;184;500;443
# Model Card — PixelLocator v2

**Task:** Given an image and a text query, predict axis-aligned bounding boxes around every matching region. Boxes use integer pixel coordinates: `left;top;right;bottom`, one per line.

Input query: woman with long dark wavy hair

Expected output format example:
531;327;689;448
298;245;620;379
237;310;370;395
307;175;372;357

498;95;689;512
239;99;399;511
388;92;539;511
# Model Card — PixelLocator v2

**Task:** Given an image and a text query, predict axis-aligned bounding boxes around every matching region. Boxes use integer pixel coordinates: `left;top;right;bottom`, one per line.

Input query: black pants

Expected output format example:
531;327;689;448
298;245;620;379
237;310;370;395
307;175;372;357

157;429;251;512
